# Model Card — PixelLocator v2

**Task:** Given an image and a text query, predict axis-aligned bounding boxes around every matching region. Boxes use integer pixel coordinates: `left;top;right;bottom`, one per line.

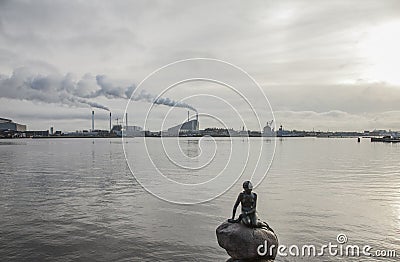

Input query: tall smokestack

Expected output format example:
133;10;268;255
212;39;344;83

92;110;94;131
196;112;199;130
187;111;190;122
125;112;128;127
109;112;112;132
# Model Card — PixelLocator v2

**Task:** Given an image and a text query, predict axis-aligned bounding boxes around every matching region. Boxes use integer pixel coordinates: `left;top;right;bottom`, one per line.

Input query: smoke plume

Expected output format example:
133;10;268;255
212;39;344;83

0;68;111;111
133;90;197;112
0;67;197;112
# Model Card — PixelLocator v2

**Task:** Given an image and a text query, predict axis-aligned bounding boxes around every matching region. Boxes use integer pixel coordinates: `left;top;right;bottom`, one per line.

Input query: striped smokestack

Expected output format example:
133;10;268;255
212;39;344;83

196;112;199;130
91;110;94;131
109;112;112;132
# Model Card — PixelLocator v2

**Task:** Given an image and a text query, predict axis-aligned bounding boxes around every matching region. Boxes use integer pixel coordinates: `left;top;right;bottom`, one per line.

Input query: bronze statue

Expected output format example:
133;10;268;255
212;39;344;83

228;181;271;229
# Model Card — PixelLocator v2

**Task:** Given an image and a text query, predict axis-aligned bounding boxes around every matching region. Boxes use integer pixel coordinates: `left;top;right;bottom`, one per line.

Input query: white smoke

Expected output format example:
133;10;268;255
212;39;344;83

0;67;197;112
0;68;110;111
133;90;197;112
93;75;197;112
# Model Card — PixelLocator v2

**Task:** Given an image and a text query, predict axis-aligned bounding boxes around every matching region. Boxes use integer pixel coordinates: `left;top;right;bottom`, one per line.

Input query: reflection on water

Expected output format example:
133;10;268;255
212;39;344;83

179;139;200;158
0;137;399;261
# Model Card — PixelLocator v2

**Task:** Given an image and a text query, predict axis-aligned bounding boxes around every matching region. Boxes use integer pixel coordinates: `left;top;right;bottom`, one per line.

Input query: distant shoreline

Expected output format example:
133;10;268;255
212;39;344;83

0;135;380;139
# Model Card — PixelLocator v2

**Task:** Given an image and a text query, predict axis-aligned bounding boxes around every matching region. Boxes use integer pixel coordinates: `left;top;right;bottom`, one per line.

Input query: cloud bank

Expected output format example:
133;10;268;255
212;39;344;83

1;0;400;130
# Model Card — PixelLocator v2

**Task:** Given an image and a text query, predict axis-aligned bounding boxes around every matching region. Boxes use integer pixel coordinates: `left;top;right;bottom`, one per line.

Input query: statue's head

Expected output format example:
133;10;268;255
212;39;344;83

243;180;253;192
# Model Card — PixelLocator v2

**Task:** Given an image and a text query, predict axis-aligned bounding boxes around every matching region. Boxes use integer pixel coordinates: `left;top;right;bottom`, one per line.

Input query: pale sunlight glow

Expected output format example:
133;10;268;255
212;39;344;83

359;22;400;85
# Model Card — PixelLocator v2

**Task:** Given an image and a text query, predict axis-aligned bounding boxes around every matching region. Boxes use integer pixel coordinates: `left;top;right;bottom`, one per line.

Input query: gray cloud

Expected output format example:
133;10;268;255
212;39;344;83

1;0;400;130
267;82;400;114
274;110;400;131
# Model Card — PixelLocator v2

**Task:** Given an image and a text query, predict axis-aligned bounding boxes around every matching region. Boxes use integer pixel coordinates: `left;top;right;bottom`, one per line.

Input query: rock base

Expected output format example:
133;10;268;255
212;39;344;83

226;259;274;262
216;221;278;261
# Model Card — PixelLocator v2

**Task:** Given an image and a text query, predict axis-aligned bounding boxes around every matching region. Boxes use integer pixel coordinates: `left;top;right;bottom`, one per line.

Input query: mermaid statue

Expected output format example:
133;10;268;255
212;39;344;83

228;181;271;230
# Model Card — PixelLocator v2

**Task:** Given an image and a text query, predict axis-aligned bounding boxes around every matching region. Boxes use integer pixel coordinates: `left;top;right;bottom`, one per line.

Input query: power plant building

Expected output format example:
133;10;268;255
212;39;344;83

167;113;199;136
123;125;144;137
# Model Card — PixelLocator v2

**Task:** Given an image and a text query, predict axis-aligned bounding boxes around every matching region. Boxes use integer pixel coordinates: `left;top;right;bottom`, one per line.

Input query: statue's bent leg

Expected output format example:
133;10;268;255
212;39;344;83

241;213;251;226
250;213;258;227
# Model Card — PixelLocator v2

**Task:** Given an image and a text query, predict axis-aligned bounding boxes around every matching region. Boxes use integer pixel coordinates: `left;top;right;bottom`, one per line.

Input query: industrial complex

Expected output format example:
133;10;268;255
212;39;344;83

1;111;399;141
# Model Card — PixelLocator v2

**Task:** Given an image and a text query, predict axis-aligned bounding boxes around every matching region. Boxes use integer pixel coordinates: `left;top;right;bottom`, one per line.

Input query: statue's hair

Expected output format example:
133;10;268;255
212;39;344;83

243;181;253;190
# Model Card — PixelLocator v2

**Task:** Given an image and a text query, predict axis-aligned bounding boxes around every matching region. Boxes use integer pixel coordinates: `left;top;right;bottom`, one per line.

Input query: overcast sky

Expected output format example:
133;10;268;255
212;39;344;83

1;0;400;131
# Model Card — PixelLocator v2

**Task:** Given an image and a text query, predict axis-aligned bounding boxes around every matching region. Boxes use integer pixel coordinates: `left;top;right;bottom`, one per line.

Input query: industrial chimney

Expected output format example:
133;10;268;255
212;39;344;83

196;112;199;130
109;112;112;132
187;111;190;122
91;110;94;131
125;112;128;127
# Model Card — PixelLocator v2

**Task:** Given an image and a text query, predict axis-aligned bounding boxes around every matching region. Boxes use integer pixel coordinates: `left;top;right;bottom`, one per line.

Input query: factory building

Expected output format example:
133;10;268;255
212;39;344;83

0;118;27;132
123;125;144;137
122;112;144;136
167;112;199;136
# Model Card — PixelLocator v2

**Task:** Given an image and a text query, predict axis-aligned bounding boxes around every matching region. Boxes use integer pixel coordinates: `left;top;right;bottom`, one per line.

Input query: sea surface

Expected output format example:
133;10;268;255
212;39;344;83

0;137;399;261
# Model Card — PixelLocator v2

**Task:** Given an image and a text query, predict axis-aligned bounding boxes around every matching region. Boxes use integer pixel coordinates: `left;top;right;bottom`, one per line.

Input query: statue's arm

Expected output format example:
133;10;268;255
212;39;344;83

231;193;242;219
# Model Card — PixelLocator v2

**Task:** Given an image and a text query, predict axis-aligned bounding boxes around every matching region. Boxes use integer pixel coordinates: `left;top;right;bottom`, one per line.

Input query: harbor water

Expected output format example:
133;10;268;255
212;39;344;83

0;137;399;261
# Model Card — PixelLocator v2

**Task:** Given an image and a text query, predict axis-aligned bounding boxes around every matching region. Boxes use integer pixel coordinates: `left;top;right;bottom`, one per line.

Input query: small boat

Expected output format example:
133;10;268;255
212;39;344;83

371;136;400;143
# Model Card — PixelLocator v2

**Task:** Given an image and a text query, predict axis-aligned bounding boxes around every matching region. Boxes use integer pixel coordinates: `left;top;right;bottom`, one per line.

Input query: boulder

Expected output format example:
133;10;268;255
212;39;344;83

216;221;278;261
226;259;274;262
